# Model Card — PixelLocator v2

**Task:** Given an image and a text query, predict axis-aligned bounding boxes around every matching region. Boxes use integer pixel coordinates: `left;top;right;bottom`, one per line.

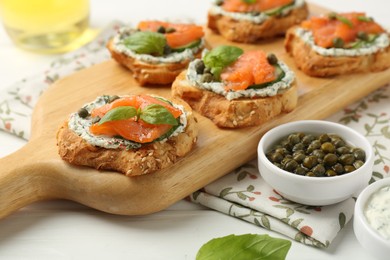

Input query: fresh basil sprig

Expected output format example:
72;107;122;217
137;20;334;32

203;45;243;80
97;104;178;126
122;31;166;56
98;106;137;125
140;104;178;125
196;234;291;260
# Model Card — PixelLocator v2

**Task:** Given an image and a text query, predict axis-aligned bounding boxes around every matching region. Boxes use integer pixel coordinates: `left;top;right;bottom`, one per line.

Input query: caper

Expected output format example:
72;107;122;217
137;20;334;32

353;148;366;161
269;152;284;163
293;153;306;164
307;141;320;153
325;169;337;177
321;142;335;153
288;134;300;145
328;12;337;20
267;53;278;65
336;146;350;155
344;165;356;173
353;160;364;169
323;153;338;166
332;163;344;174
281;157;292;166
195;61;206;74
108;95;120;103
275;147;288;156
200;73;214;83
303;155;318;169
357;31;368;41
339;154;355;165
306;172;315;177
333;139;346;148
284;160;299;172
319;134;331;143
163;45;172;55
312;164;326;177
157;26;166;34
251;11;260;16
274;162;282;168
292;143;305;152
295;166;307;175
78;107;89;118
312;149;325;159
333;37;344;48
215;0;223;6
302;134;315;145
165;27;176;33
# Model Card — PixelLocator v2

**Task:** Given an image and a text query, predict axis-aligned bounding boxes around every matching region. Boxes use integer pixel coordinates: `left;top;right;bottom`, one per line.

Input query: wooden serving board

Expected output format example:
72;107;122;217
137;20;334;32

1;4;390;219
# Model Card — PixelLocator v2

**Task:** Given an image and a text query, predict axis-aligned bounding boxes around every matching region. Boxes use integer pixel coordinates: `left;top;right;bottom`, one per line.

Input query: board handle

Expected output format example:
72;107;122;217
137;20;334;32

0;141;60;219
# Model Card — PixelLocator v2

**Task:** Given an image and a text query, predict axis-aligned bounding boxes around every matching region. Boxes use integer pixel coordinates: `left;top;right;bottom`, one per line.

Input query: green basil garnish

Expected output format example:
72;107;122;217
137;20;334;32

140;104;178;125
122;31;166;56
98;106;137;125
196;234;291;260
242;0;256;4
357;16;373;22
97;104;178;126
203;45;243;80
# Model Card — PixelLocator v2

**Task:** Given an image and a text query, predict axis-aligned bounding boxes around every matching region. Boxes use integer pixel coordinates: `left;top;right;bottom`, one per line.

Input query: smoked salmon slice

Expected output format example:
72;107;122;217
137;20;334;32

222;0;294;13
90;95;182;143
301;12;385;48
138;21;204;48
221;50;276;91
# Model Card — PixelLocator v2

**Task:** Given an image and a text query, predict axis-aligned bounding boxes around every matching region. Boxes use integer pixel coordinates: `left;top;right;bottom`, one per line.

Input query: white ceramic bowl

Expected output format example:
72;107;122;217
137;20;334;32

354;178;390;260
257;120;374;206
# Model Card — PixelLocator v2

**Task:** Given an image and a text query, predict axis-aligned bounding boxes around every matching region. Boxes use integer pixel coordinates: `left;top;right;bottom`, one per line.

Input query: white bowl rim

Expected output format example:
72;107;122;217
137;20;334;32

355;177;390;244
258;120;374;183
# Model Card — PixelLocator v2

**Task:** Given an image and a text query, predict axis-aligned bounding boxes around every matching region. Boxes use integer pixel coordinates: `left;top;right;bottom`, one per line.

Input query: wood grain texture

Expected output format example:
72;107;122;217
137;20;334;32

1;3;390;219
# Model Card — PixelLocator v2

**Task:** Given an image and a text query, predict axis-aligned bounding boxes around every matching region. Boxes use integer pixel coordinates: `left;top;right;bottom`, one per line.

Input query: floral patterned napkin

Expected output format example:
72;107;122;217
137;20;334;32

1;21;389;248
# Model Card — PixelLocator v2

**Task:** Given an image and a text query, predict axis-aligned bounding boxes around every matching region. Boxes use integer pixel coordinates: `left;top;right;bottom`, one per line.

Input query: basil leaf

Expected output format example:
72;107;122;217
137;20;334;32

357;16;373;22
203;45;243;80
140;104;178;125
98;106;137;125
122;31;166;56
242;0;256;4
196;234;291;260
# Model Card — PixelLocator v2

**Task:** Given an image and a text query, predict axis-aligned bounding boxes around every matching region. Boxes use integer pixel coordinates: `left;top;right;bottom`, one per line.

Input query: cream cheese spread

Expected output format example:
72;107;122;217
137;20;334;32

365;185;390;240
186;59;295;101
295;27;390;57
68;95;187;150
209;0;305;24
112;27;204;64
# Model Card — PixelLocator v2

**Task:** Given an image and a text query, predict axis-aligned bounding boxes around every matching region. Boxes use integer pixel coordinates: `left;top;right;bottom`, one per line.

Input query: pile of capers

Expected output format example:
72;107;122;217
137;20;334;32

266;132;366;177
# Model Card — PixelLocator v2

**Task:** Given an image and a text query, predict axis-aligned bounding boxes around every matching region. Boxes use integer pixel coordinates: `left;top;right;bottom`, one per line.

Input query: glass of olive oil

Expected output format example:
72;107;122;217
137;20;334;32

0;0;90;53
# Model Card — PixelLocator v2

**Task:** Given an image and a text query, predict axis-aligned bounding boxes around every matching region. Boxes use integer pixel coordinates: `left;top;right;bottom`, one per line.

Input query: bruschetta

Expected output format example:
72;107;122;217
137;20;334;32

208;0;308;43
285;12;390;77
57;94;198;176
107;21;205;85
171;46;297;128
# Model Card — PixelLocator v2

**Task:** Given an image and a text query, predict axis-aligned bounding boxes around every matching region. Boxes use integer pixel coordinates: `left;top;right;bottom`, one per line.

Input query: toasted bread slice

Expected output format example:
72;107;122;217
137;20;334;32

207;3;308;43
56;98;198;176
107;39;203;86
171;71;297;128
285;26;390;77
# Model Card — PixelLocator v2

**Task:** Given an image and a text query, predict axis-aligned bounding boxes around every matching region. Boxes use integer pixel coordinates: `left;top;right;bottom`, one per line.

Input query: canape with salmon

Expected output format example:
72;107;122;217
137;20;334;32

107;21;205;85
57;94;198;176
285;12;390;77
208;0;308;43
171;46;297;128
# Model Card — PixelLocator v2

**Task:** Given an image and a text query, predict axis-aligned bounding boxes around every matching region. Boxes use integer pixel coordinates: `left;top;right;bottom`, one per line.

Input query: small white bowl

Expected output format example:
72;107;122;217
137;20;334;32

257;120;374;206
354;178;390;260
